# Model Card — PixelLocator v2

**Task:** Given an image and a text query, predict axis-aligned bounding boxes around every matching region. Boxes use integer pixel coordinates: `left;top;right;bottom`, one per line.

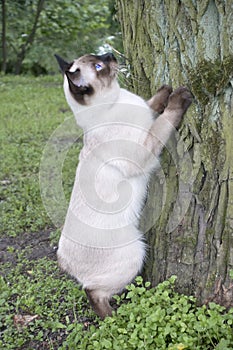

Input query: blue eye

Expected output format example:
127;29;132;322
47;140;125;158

95;63;102;71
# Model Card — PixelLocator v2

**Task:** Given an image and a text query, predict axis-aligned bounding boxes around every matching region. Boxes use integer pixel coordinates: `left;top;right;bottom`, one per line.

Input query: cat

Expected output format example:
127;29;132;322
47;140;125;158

55;52;192;319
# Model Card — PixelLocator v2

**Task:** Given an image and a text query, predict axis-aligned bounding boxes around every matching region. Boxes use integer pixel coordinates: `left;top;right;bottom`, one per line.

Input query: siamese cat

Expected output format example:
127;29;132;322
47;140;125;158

55;52;192;319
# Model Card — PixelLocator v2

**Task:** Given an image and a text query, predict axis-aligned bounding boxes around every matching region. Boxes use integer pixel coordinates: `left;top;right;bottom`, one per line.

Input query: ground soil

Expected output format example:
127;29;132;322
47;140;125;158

0;230;57;266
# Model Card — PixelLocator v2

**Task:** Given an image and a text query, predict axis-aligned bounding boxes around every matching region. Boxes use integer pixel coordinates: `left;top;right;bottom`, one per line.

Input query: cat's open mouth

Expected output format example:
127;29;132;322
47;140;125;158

76;84;92;94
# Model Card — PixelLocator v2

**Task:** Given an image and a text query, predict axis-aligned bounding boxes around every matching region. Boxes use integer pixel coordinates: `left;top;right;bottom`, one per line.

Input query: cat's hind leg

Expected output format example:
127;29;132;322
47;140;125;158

85;288;112;319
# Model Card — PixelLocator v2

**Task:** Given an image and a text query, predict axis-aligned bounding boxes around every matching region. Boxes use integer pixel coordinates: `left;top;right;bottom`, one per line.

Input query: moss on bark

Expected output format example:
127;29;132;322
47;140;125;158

188;56;233;105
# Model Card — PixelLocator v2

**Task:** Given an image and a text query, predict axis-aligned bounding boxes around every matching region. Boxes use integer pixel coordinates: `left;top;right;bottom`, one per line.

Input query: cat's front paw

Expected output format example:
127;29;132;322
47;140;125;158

166;86;193;114
147;85;173;114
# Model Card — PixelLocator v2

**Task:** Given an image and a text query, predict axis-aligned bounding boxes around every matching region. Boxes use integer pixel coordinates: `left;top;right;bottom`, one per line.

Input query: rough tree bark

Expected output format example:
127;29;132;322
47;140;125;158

116;0;233;308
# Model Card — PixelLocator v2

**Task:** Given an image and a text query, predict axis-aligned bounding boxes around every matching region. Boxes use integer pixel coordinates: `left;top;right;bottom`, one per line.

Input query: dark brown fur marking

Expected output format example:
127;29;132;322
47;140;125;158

147;85;173;114
166;86;193;115
66;71;94;106
85;288;113;319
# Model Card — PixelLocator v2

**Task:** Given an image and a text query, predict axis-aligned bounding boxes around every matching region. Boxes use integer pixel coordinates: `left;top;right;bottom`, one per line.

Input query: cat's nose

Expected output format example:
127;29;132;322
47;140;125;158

105;53;116;61
99;52;117;62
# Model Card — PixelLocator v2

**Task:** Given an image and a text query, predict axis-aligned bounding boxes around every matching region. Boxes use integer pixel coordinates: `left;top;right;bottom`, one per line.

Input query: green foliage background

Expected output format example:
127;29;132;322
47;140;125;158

0;0;121;74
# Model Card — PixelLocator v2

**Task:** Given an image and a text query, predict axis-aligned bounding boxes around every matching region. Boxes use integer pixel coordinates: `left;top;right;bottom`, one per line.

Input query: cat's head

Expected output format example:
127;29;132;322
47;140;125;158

55;53;119;106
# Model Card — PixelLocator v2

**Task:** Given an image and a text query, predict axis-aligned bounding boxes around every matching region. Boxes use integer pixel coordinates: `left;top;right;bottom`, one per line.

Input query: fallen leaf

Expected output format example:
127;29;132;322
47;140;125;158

14;314;39;330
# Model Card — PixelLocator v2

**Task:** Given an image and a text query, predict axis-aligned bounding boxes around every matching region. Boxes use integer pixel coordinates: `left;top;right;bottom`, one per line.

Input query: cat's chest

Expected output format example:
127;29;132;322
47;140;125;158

79;123;147;162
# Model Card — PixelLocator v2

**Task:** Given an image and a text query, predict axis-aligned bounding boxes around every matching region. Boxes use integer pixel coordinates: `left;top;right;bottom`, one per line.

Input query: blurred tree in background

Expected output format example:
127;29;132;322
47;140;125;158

0;0;121;75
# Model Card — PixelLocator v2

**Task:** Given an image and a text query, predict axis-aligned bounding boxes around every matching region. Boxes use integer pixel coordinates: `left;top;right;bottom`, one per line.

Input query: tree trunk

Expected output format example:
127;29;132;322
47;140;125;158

116;0;233;308
15;0;45;74
1;0;7;73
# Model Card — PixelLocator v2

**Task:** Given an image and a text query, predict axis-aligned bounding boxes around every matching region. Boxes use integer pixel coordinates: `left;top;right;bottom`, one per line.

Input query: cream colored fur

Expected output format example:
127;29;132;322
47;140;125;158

59;84;153;293
56;54;192;318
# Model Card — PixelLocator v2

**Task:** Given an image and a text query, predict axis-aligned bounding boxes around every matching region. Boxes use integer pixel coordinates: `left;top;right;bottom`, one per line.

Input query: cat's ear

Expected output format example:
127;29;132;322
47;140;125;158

54;54;71;73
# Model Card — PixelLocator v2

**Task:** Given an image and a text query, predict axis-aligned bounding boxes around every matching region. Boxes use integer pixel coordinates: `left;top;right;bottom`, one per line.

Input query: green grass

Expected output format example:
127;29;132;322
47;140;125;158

0;257;89;349
0;75;232;349
0;75;80;236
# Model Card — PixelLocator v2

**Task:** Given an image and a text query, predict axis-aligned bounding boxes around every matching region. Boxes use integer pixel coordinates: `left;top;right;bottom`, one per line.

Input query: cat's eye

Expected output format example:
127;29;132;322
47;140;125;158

95;63;103;71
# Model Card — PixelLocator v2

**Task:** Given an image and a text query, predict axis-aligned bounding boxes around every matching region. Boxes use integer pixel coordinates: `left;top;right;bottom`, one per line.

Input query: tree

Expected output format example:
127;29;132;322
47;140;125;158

116;0;233;308
14;0;45;74
1;0;7;73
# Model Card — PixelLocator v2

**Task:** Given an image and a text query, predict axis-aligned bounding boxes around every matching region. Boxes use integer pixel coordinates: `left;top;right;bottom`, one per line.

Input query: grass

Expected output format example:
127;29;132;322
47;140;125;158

0;75;232;349
0;75;80;236
0;258;89;349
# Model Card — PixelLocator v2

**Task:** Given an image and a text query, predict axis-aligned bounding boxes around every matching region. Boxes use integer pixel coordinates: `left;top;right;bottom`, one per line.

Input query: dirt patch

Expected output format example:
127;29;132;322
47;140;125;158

0;230;57;270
